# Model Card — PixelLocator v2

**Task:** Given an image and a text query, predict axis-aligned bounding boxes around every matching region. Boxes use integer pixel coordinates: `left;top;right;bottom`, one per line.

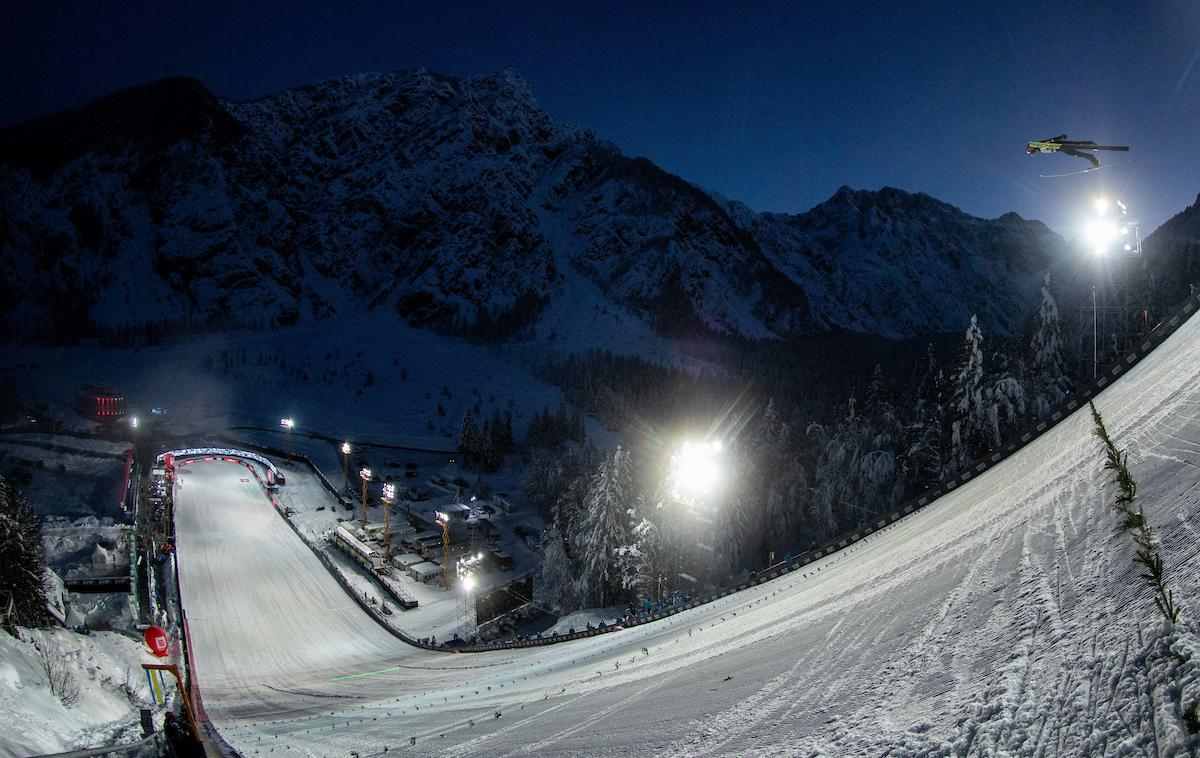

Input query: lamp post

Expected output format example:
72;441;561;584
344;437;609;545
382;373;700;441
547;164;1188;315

381;482;396;556
358;468;373;526
340;442;351;495
280;418;295;460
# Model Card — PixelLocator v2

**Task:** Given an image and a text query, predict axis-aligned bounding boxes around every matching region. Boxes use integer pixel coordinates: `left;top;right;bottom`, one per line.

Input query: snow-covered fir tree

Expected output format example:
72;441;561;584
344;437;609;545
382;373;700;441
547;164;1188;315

947;315;988;472
906;344;945;489
1028;273;1072;416
985;351;1027;449
615;493;662;603
0;474;48;628
535;520;577;615
575;447;633;607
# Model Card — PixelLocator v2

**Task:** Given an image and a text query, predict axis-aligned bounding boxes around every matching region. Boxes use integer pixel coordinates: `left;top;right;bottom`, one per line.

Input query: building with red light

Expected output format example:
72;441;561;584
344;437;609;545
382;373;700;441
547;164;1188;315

76;383;127;421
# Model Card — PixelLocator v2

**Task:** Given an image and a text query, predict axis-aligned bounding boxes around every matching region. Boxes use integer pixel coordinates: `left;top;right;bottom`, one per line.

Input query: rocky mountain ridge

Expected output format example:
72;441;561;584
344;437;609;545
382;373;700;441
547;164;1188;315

1;69;1073;346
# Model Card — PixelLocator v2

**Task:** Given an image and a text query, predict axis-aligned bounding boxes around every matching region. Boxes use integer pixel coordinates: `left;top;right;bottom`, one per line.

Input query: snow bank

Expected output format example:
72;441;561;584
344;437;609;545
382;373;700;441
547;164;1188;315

0;628;161;757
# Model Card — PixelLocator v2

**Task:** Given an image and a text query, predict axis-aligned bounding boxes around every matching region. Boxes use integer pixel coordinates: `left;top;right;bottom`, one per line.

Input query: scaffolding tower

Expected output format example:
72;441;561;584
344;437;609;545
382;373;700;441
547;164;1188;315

455;554;483;642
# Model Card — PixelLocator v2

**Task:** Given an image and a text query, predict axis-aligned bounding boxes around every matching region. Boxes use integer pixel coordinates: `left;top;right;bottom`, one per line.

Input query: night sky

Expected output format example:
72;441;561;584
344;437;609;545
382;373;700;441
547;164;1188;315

3;1;1198;235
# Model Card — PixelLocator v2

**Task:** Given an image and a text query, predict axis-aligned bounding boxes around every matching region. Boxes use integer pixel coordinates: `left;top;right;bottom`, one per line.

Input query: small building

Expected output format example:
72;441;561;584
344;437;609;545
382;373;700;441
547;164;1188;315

408;561;443;584
361;522;387;540
441;502;472;521
391;553;424;570
414;534;445;559
333;525;385;571
404;528;440;546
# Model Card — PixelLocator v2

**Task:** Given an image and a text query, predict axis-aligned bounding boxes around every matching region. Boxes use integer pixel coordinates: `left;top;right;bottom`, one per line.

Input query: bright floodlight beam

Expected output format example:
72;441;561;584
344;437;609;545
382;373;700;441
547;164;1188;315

1085;218;1121;255
671;439;724;498
341;441;351;455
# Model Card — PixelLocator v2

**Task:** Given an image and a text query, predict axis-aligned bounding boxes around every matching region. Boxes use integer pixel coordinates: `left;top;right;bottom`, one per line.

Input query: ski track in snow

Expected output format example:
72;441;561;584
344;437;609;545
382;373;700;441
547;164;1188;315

169;309;1200;756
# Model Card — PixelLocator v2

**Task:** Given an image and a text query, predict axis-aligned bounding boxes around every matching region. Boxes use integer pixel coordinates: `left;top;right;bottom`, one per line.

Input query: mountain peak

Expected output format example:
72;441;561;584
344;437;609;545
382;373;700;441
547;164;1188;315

0;77;243;179
813;185;961;219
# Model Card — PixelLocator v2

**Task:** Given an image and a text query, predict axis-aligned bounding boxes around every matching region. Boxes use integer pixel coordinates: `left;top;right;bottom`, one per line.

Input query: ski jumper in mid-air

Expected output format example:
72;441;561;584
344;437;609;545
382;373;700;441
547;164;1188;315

1026;134;1129;172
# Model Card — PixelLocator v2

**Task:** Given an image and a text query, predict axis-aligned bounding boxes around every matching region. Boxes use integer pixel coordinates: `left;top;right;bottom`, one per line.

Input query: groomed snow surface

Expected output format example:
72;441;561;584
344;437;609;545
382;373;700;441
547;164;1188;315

175;312;1200;756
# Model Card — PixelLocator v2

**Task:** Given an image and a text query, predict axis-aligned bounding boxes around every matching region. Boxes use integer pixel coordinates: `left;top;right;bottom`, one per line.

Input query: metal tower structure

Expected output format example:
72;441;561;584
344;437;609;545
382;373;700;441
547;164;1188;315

380;483;395;557
455;553;483;642
1077;198;1150;379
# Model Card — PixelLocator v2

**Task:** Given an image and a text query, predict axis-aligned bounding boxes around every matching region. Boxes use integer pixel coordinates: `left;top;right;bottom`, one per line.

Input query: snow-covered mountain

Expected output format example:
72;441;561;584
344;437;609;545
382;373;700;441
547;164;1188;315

1;69;1069;345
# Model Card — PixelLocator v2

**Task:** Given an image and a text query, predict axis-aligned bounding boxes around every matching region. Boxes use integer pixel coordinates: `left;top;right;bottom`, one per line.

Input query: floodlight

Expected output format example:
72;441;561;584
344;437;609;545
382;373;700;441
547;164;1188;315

435;511;449;524
1084;219;1120;254
341;442;351;455
670;439;724;498
359;467;372;481
382;483;396;500
280;418;294;430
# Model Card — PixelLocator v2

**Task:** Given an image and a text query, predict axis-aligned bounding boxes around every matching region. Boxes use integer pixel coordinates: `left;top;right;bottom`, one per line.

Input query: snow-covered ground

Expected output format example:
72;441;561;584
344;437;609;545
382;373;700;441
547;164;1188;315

169;307;1200;754
0;627;163;757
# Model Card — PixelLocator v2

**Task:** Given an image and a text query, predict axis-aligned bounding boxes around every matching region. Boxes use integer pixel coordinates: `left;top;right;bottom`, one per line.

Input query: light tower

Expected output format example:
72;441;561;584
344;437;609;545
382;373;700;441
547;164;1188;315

455;553;483;642
340;442;351;494
1078;197;1148;379
358;468;373;526
435;511;452;589
667;438;726;586
381;482;396;556
280;418;295;459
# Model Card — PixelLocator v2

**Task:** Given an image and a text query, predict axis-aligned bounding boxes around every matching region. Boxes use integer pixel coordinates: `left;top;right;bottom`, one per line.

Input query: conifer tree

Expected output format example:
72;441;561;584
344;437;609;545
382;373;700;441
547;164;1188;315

458;410;481;459
1029;273;1071;416
616;494;661;602
947;315;988;471
575;447;633;607
0;475;48;629
536;521;578;615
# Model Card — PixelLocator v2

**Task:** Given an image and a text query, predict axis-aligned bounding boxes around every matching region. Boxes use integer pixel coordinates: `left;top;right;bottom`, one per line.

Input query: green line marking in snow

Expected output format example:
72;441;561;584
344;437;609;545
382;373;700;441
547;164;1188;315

330;665;403;682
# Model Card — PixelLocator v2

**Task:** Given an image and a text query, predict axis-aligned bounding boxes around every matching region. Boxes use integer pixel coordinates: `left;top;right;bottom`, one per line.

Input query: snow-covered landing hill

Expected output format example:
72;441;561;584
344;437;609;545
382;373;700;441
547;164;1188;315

1;70;1068;347
171;281;1200;755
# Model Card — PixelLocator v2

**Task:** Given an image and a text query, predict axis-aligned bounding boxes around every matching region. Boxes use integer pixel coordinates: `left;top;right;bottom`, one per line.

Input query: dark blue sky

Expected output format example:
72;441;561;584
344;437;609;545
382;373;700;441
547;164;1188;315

3;1;1198;234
